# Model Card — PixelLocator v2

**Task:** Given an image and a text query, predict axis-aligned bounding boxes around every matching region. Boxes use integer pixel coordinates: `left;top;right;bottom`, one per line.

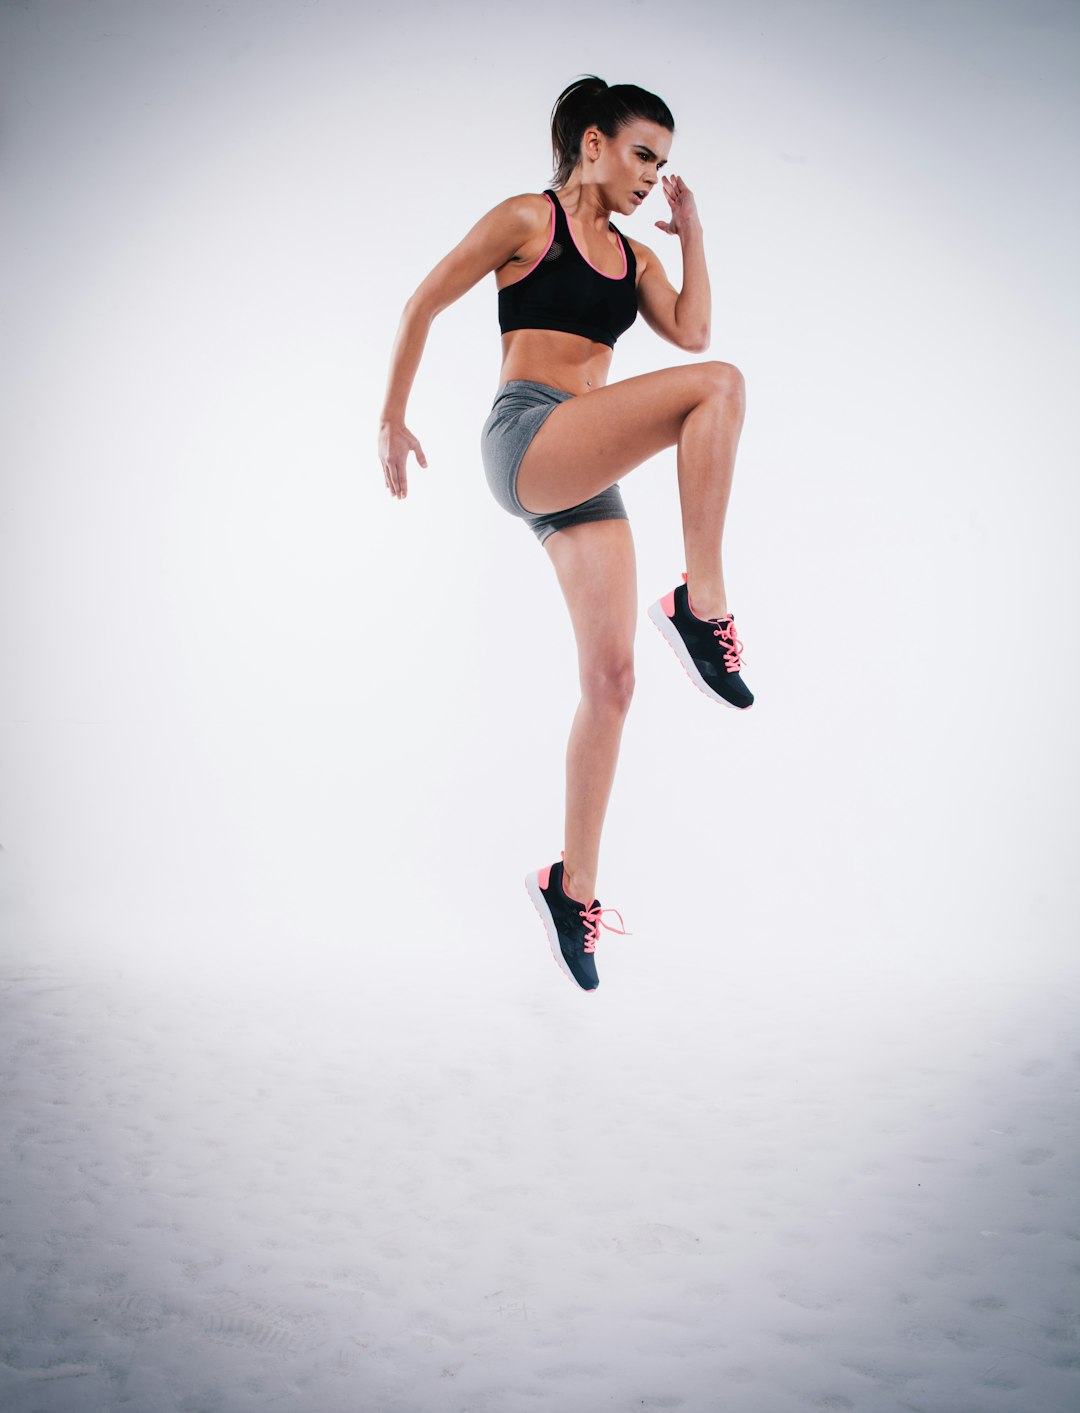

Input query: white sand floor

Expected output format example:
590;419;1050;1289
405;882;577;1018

1;927;1078;1413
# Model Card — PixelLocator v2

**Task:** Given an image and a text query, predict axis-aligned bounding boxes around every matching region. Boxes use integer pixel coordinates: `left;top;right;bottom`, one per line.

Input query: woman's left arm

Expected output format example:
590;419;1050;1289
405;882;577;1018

633;174;711;354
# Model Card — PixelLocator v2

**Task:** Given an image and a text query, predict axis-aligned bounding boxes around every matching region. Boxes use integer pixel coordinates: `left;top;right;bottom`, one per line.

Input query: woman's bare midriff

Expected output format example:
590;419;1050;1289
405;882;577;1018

498;328;614;397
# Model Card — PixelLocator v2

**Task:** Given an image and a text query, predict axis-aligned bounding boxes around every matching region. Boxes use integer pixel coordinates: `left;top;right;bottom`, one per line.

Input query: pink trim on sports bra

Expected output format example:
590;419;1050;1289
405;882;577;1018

559;198;628;281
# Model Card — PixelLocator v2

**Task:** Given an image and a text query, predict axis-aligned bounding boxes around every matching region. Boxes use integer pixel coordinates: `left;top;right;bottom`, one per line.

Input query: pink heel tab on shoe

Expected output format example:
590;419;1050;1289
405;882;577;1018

538;864;552;889
673;571;689;616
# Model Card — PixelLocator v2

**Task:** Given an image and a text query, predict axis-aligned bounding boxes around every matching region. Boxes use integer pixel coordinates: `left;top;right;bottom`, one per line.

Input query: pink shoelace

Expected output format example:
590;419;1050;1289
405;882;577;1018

712;615;746;674
580;904;632;954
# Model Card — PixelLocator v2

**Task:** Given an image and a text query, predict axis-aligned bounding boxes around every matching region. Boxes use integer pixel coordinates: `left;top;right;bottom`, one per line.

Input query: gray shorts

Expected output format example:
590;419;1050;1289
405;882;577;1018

480;379;628;545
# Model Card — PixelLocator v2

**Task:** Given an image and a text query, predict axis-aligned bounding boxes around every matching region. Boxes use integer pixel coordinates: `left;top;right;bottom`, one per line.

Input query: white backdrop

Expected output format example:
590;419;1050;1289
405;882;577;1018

3;0;1076;988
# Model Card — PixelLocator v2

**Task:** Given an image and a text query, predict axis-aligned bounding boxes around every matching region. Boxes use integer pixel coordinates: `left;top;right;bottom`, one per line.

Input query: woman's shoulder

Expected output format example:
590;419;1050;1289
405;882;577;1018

496;190;556;226
623;232;655;279
481;192;556;256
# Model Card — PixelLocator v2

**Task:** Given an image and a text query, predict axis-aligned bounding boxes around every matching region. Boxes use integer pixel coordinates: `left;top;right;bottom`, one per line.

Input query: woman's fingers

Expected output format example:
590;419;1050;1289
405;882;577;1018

382;430;427;499
655;173;697;235
380;442;403;497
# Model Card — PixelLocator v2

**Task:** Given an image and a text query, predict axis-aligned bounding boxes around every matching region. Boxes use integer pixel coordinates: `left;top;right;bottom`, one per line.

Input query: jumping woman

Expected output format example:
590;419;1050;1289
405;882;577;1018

378;75;753;993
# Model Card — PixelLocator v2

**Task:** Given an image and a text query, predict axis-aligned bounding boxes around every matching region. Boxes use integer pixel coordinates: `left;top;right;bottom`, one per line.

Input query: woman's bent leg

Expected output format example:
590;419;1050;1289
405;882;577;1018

515;362;745;622
543;518;637;907
677;368;745;619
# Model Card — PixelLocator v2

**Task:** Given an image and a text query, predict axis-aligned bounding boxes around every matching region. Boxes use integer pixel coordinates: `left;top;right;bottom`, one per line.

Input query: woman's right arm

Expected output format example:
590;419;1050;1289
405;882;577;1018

379;194;543;499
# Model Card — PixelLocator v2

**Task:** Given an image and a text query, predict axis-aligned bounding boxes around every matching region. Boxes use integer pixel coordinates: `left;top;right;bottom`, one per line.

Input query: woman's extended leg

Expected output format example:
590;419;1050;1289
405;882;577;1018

543;517;637;907
515;362;745;620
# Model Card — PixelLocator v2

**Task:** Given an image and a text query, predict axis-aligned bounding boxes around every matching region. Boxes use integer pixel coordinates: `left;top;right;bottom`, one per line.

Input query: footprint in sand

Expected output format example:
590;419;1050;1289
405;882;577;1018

612;1221;703;1256
198;1297;326;1355
98;1290;172;1337
1019;1146;1054;1165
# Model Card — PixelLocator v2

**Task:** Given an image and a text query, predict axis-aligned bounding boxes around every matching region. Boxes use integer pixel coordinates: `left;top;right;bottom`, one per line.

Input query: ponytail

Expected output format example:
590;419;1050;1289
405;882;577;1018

549;74;675;189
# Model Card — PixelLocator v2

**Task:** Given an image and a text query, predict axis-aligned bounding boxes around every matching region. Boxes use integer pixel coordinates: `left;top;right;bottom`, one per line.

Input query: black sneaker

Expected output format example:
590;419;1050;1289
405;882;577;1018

647;572;754;709
524;852;630;992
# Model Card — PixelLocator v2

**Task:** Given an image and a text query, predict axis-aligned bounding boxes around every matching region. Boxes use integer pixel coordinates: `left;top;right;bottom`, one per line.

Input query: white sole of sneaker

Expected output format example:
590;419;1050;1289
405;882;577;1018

524;871;597;993
646;598;751;710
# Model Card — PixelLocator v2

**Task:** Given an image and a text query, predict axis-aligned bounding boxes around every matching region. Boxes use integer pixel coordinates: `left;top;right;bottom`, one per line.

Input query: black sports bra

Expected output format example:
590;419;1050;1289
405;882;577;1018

497;189;638;349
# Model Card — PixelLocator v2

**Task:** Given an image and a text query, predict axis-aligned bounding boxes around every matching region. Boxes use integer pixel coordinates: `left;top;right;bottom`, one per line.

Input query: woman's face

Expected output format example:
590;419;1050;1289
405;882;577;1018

584;118;672;216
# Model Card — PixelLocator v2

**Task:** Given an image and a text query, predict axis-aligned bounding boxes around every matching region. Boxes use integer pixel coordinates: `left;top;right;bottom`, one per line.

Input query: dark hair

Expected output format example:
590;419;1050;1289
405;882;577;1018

549;75;675;189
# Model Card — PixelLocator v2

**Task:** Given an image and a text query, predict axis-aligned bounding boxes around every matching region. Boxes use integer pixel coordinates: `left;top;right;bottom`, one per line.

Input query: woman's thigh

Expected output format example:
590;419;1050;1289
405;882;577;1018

516;361;738;516
544;518;637;688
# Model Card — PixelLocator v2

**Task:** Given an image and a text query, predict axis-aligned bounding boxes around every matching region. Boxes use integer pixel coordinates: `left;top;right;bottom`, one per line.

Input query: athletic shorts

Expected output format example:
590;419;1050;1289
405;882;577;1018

480;379;628;545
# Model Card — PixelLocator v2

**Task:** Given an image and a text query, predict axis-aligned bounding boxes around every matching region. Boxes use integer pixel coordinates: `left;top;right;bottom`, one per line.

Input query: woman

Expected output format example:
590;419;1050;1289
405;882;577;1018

378;76;752;993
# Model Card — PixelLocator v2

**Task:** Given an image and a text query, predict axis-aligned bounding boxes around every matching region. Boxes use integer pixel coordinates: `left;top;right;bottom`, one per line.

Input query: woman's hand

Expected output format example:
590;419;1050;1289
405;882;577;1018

654;174;700;238
379;420;427;499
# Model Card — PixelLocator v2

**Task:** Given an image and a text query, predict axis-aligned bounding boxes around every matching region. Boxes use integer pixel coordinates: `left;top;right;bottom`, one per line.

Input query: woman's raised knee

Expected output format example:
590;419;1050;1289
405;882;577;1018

700;360;746;401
